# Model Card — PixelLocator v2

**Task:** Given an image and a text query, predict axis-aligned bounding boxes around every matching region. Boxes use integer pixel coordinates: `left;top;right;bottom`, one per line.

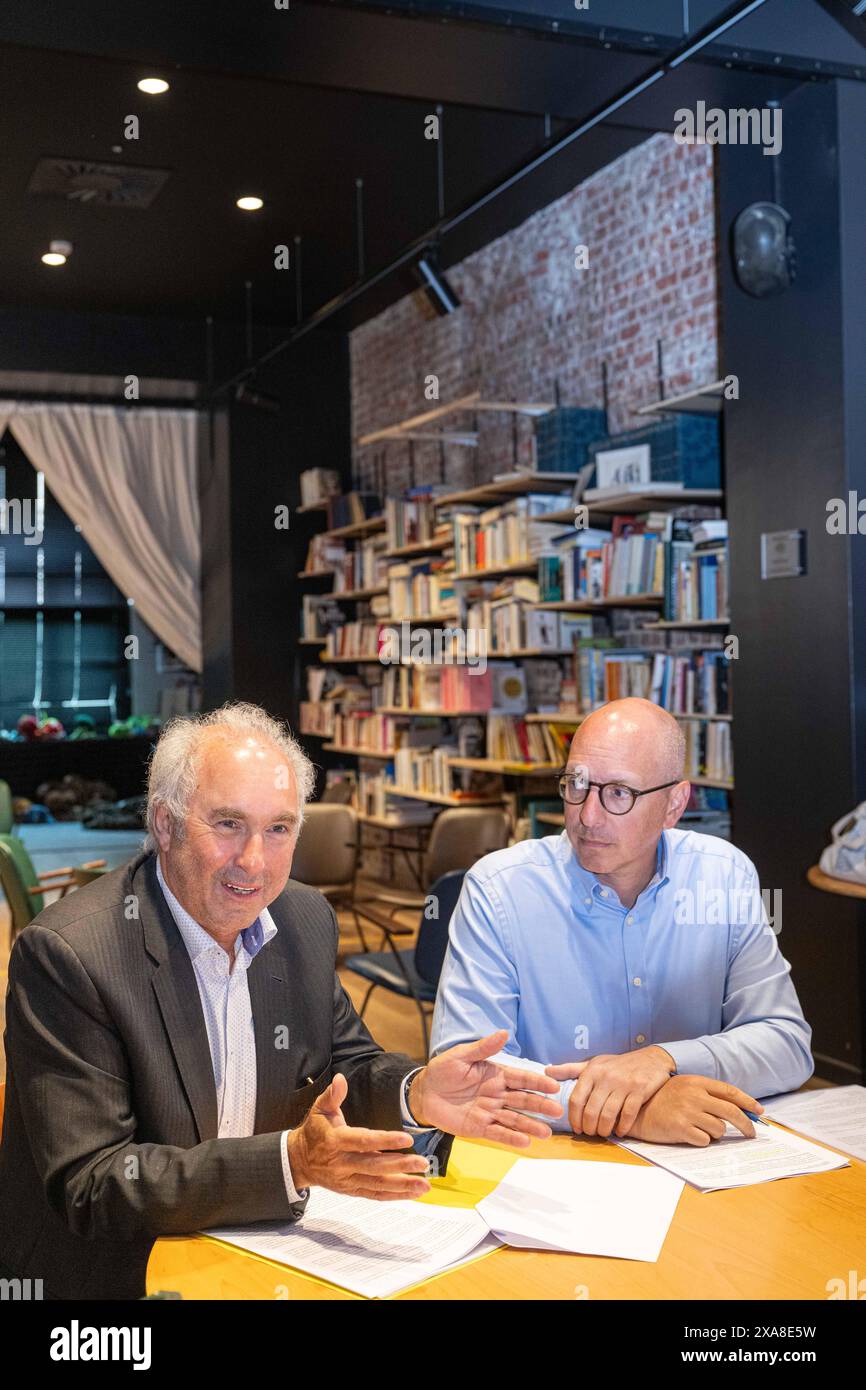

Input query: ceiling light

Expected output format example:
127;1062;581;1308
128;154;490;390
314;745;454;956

237;196;264;211
41;239;73;267
137;77;169;95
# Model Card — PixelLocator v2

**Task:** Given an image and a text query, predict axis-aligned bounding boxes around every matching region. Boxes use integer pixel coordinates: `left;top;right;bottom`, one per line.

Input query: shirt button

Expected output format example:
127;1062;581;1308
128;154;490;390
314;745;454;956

626;914;634;924
600;889;608;898
584;897;591;907
633;977;642;986
636;1034;646;1044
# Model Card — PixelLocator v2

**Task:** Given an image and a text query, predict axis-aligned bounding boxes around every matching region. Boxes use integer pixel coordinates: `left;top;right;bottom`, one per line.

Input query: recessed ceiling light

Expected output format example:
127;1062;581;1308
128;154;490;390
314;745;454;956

138;77;169;95
42;239;73;267
237;196;264;211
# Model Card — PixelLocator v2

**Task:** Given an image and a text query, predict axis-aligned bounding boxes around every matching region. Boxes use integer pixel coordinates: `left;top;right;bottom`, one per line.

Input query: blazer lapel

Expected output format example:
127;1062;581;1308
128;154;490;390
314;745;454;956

137;855;219;1143
248;949;296;1134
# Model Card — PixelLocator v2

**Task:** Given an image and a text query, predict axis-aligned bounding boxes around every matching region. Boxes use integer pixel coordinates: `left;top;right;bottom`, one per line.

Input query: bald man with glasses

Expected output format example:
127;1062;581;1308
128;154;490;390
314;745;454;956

431;697;813;1147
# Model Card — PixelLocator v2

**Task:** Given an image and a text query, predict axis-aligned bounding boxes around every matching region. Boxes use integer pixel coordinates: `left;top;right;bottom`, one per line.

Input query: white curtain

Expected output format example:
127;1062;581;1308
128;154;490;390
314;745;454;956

0;401;202;672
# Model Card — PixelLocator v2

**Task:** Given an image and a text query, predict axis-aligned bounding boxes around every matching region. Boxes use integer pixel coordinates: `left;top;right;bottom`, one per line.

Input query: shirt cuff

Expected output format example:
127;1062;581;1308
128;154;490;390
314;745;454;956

400;1067;438;1132
279;1129;308;1205
659;1037;717;1079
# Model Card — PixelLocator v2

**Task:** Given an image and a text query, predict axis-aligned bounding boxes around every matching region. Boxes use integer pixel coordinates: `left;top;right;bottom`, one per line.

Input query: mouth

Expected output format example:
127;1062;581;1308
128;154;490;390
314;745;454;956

221;881;262;899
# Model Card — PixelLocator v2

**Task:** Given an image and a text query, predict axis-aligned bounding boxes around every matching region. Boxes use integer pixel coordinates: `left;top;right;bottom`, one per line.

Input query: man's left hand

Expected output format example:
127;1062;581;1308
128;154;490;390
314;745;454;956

409;1030;563;1147
545;1046;675;1137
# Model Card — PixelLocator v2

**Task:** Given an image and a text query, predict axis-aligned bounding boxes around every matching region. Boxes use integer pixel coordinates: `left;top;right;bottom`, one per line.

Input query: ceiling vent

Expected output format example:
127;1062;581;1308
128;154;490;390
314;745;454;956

27;157;170;209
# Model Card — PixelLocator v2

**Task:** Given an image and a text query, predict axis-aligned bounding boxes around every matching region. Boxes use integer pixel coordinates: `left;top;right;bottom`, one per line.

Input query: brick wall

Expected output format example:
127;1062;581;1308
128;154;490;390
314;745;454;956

351;133;718;492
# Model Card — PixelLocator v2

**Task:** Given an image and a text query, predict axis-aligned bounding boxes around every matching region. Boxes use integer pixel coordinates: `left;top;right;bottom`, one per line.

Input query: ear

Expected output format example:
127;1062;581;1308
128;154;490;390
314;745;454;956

663;779;691;829
152;802;175;854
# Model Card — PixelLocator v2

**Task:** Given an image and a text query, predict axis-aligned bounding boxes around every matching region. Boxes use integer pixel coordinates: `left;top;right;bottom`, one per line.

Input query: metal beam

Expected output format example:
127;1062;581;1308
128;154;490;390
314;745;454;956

210;0;771;401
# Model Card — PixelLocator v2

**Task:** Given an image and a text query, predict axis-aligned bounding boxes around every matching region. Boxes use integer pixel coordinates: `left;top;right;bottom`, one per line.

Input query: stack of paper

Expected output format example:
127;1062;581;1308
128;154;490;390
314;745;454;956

616;1122;849;1192
208;1190;499;1300
205;1151;685;1297
475;1158;683;1263
761;1085;866;1162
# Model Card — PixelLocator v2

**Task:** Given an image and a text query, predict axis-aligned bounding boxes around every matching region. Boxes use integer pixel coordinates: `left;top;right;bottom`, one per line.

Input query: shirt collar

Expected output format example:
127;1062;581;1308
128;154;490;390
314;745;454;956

155;856;277;964
558;828;670;905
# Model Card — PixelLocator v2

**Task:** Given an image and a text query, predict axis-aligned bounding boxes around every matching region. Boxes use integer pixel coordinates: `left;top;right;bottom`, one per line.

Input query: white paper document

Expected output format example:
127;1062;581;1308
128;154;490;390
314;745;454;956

616;1122;850;1192
760;1085;866;1162
476;1158;684;1263
207;1189;498;1300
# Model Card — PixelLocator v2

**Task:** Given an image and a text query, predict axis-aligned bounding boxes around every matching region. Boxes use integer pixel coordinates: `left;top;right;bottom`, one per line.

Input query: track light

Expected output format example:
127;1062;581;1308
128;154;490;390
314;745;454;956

234;377;280;413
413;249;460;315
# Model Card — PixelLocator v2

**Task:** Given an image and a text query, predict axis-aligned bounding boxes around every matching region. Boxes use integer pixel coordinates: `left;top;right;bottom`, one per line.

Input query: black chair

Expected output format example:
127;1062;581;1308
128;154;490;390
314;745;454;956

343;869;465;1056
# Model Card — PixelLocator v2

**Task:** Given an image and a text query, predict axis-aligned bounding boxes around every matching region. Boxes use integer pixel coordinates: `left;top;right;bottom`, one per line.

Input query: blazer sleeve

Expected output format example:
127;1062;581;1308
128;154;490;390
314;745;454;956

6;923;306;1242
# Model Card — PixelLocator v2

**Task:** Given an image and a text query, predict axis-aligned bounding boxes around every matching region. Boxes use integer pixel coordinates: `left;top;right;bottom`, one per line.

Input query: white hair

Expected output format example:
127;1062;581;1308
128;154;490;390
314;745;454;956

144;702;316;852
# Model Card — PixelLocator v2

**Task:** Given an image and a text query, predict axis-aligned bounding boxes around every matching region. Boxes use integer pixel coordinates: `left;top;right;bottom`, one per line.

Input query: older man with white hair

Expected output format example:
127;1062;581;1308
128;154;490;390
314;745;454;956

432;697;813;1147
0;702;560;1300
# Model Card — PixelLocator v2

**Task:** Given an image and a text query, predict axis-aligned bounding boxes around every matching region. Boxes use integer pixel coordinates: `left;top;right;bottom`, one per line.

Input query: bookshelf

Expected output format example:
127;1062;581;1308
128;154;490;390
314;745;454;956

297;411;732;830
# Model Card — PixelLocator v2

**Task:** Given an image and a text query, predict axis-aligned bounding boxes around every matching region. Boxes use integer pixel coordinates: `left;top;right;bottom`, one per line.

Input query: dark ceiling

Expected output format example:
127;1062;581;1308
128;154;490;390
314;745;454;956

0;0;857;335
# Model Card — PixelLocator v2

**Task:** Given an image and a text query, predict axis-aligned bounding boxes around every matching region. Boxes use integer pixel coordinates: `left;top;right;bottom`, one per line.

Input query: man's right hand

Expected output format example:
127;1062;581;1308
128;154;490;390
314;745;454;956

622;1075;764;1146
286;1072;432;1200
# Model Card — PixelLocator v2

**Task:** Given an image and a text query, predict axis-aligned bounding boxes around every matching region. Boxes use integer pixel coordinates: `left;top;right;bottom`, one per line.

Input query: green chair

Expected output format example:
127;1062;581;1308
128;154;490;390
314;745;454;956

0;780;14;835
0;833;106;945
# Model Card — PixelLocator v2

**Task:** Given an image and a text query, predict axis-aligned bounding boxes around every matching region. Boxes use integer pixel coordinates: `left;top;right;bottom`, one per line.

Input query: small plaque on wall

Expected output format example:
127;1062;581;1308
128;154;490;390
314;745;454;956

760;529;807;579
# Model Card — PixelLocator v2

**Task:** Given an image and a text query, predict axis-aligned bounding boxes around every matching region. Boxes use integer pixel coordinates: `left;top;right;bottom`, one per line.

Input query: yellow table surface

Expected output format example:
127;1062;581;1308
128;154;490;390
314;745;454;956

147;1125;866;1301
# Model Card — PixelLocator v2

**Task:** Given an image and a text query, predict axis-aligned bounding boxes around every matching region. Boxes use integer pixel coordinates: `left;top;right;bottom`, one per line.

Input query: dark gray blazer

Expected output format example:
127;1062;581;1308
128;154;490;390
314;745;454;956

0;851;448;1300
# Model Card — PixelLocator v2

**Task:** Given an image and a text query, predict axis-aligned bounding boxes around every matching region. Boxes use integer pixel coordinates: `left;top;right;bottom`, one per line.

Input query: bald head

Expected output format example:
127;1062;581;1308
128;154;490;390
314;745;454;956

572;698;685;783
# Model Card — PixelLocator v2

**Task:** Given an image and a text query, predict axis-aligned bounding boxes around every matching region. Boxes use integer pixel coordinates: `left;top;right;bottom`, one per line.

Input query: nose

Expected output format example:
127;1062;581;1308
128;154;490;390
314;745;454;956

234;832;265;879
578;783;607;831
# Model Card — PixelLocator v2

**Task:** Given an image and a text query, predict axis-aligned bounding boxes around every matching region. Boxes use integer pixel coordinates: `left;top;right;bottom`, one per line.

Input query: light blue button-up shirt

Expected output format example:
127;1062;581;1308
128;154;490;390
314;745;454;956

431;829;813;1129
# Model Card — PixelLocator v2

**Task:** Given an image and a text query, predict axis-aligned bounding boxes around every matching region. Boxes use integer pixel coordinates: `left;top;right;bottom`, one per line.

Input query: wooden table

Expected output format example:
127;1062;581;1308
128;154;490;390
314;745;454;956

807;864;866;900
147;1126;866;1301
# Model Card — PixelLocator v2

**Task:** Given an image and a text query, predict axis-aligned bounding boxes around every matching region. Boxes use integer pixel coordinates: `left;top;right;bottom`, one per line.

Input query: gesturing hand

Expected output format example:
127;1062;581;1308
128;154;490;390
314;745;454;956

545;1046;674;1138
286;1073;432;1200
624;1075;764;1147
408;1030;563;1147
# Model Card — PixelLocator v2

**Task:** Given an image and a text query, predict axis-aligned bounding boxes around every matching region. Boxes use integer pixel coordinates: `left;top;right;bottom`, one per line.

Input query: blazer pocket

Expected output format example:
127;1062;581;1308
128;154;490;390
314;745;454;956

283;1058;333;1127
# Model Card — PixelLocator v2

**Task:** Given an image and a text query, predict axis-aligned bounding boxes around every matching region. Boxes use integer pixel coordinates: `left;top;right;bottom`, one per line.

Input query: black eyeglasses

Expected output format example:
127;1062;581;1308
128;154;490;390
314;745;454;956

557;767;679;816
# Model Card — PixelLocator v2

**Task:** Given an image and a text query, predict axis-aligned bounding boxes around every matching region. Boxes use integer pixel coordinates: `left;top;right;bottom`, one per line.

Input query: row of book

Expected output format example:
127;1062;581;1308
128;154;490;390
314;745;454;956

681;718;733;783
379;662;530;713
387;558;458;619
357;769;438;824
486;715;579;766
452;495;567;574
574;643;731;716
665;519;729;622
330;712;439;755
385;491;446;550
538;514;668;603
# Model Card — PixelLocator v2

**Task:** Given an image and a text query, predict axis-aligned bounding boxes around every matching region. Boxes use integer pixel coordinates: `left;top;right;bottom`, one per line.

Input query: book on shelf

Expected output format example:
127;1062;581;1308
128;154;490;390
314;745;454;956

299;701;335;737
387;557;457;619
323;620;384;660
332;536;389;593
304;534;346;575
680;717;733;783
489;663;528;713
453;495;569;574
385;488;451;549
300;468;340;508
302;595;345;641
326;491;381;530
573;640;731;718
648;650;730;717
664;519;729;621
